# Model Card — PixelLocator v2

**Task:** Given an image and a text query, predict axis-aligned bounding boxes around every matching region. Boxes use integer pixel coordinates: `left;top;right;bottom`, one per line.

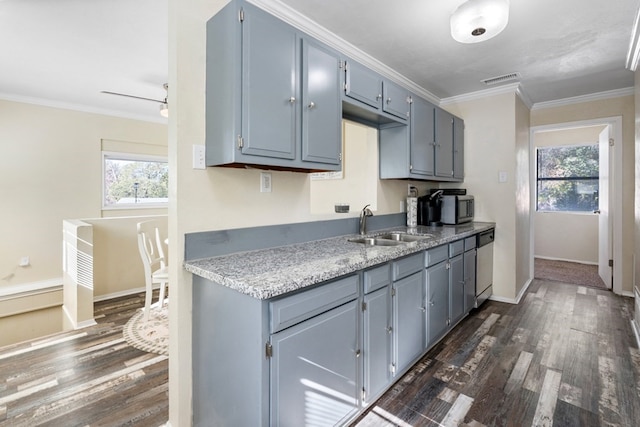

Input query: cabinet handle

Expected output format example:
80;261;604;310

386;97;392;104
429;300;435;307
289;97;296;103
420;306;426;313
355;349;361;358
376;94;382;101
308;101;316;109
386;326;393;334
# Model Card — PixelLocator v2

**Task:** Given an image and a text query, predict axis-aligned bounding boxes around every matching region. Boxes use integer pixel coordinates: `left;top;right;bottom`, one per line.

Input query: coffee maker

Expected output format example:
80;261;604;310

417;190;443;226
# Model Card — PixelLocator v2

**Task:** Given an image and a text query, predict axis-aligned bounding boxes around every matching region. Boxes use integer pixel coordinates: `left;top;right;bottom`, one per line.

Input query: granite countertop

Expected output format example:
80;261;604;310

184;222;495;300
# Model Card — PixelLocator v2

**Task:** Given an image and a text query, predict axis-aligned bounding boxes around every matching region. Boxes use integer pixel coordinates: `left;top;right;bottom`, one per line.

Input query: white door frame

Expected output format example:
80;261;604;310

529;116;623;294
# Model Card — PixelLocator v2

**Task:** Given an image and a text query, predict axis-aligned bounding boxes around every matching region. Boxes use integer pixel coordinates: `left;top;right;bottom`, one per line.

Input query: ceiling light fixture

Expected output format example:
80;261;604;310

450;0;509;44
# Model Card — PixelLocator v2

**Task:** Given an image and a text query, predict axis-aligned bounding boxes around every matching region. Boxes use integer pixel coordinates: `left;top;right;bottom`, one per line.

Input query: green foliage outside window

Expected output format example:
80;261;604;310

104;156;169;206
537;145;599;212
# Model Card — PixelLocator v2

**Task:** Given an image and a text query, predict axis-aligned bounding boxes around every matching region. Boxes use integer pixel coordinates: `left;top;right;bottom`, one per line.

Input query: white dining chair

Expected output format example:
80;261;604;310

136;220;169;321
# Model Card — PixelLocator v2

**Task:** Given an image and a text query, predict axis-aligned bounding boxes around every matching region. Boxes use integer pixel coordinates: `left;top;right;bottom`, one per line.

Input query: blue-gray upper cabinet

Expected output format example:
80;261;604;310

301;38;343;165
379;95;436;179
382;80;411;120
205;1;341;171
344;60;383;110
434;107;455;178
453;116;465;180
343;60;409;123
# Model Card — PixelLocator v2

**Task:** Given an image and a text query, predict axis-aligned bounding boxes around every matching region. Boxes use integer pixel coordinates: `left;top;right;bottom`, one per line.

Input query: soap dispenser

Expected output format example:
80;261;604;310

407;186;418;228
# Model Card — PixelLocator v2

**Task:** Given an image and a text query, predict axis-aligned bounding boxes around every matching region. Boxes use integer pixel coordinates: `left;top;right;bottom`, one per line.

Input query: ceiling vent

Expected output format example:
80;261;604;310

481;72;521;85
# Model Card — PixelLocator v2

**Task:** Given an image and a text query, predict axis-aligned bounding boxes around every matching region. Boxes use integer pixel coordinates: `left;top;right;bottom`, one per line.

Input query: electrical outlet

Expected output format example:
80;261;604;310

19;256;30;267
192;145;206;170
260;172;272;193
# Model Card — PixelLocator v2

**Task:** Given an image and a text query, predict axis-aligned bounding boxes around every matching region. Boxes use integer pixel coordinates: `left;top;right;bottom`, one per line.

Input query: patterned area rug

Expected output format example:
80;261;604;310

123;305;169;356
534;258;606;289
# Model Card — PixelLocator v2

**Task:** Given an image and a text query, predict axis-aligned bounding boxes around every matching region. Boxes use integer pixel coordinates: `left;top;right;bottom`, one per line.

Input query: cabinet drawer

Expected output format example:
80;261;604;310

270;274;359;333
392;252;423;281
364;263;391;294
425;245;448;267
464;236;476;251
449;240;464;257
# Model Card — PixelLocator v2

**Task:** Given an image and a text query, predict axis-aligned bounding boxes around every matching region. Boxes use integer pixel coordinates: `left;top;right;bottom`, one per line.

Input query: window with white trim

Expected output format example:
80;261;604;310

103;152;168;209
536;144;598;212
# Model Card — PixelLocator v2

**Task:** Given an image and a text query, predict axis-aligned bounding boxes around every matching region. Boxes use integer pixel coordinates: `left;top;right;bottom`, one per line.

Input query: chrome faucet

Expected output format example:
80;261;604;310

359;204;373;235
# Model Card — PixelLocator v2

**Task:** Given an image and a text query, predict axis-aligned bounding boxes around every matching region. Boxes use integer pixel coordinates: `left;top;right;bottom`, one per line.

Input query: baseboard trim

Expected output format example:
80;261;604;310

535;256;597;266
62;305;97;330
93;284;160;302
0;278;63;299
487;278;533;305
621;290;634;298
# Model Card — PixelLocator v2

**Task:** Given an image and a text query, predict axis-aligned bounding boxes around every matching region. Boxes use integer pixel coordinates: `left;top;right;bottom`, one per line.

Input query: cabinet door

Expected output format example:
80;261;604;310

449;254;465;326
302;39;342;165
344;60;383;109
242;7;297;159
426;261;449;346
393;271;425;373
270;300;359;426
410;96;435;177
434;107;454;178
363;286;392;403
383;80;410;120
453;116;464;180
464;248;477;313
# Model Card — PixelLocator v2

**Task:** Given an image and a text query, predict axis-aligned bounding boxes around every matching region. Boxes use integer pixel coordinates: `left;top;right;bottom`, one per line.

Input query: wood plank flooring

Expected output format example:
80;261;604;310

0;292;168;427
1;279;636;426
353;279;639;427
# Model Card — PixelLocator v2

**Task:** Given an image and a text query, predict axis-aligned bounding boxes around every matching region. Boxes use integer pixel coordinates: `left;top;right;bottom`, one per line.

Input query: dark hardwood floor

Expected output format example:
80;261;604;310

0;292;168;427
353;279;639;426
2;279;637;426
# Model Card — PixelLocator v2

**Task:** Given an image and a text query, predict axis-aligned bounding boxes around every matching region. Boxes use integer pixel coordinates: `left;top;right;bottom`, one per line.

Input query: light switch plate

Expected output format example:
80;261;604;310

192;145;206;170
499;171;508;183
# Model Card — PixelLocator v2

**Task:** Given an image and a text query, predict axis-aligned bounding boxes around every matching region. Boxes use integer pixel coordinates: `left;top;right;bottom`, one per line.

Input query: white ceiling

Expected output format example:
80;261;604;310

0;0;637;123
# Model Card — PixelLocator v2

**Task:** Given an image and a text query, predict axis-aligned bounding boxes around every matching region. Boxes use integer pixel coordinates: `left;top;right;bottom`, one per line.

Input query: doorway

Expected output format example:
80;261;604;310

529;117;622;294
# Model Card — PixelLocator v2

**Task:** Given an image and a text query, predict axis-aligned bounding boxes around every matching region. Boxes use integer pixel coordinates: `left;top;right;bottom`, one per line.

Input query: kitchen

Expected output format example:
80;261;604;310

1;0;637;425
170;1;638;426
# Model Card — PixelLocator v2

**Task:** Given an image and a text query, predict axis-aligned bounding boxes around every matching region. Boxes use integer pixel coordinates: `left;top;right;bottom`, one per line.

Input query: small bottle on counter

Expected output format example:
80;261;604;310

407;186;418;228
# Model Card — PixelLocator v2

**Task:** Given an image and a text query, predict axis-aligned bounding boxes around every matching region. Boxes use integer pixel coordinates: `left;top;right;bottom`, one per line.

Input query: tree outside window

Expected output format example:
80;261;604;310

536;144;598;212
103;153;168;208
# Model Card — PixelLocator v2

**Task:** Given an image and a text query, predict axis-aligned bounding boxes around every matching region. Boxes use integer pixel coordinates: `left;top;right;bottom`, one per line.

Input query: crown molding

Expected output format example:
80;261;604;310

530;87;635;111
626;4;640;70
439;82;522;106
0;92;168;124
248;0;440;105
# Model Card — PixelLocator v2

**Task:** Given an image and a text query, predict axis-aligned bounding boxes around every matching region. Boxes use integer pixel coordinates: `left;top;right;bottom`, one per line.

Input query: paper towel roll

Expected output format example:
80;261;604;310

406;196;417;228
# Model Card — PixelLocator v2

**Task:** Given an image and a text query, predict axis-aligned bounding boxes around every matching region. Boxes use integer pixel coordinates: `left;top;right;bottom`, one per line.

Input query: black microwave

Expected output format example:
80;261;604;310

441;195;474;225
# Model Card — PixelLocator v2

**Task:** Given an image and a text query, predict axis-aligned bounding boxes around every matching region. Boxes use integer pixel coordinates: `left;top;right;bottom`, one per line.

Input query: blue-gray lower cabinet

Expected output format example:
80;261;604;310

270;300;360;426
393;270;426;373
464;237;477;312
362;285;392;404
449;253;465;326
426;259;449;347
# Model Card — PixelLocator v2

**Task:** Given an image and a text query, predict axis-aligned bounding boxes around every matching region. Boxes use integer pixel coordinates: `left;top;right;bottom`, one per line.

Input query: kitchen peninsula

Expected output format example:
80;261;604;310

185;217;495;426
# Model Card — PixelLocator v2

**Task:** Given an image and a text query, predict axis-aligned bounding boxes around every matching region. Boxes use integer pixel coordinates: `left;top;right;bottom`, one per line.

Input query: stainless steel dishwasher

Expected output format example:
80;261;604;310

475;228;495;307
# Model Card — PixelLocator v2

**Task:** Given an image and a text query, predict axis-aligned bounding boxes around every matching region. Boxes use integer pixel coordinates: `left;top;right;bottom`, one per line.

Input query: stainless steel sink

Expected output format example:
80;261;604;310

348;237;406;246
376;232;434;242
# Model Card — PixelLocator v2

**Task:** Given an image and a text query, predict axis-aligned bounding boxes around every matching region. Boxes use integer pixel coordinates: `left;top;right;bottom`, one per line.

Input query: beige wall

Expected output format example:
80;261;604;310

443;92;525;301
533;125;603;263
0;99;168;290
531;95;635;293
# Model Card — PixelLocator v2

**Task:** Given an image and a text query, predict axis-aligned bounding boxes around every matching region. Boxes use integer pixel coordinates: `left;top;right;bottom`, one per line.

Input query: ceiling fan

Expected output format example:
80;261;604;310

101;83;168;117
